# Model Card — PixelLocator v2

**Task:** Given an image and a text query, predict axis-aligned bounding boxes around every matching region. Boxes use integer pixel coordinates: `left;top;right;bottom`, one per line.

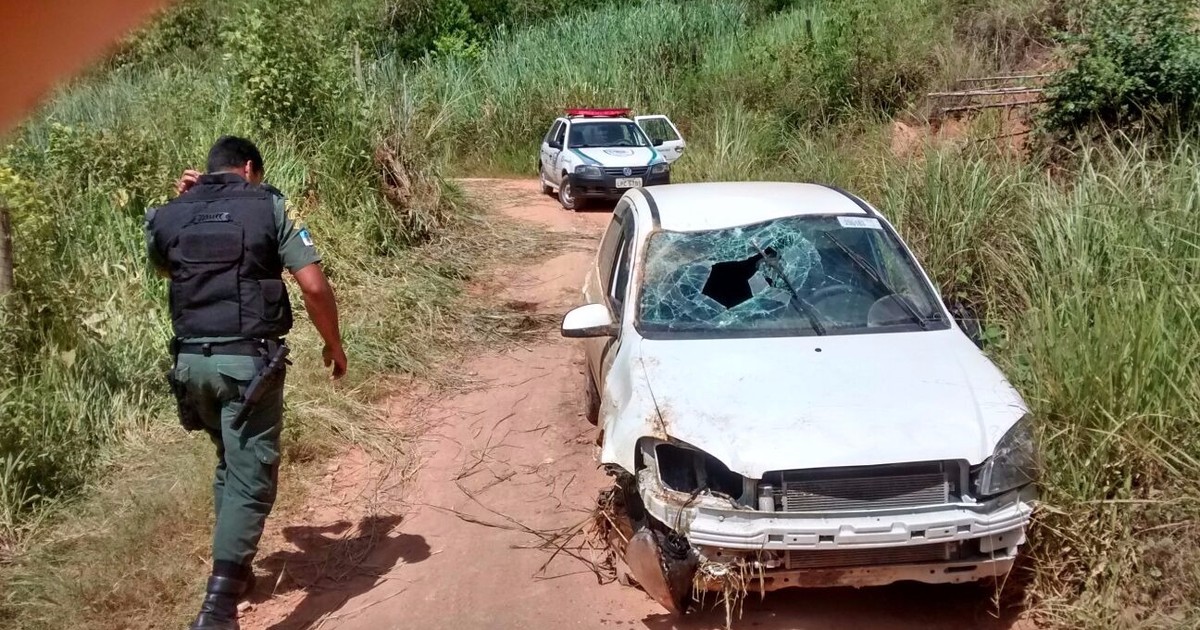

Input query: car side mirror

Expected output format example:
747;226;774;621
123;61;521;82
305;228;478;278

948;300;983;348
561;304;617;338
548;140;562;150
652;138;665;147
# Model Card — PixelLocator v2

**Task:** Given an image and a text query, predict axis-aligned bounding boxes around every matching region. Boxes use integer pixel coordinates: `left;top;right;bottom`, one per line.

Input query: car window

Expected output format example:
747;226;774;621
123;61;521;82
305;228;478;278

544;121;560;144
553;122;566;146
609;220;636;316
639;117;679;142
597;216;624;294
568;122;650;149
636;215;948;338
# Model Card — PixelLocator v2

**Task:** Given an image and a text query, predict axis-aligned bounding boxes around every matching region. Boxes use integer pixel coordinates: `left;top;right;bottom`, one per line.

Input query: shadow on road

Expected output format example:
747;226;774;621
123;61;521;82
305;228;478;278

640;582;1022;630
255;514;430;630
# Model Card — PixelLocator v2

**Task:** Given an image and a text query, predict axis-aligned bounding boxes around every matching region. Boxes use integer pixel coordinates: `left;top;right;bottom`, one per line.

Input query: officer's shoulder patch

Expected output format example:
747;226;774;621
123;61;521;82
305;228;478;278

298;228;314;247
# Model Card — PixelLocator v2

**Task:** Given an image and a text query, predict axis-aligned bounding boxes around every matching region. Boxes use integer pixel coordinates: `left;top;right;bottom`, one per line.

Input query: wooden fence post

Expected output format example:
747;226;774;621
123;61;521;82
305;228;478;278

0;205;13;296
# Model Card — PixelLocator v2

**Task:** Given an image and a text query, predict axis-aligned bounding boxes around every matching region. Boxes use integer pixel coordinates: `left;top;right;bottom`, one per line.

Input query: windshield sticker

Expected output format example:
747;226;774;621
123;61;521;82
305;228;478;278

837;216;883;230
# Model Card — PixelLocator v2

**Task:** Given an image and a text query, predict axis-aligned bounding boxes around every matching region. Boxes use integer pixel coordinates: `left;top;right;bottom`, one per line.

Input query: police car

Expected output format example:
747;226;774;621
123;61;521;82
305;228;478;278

538;108;685;211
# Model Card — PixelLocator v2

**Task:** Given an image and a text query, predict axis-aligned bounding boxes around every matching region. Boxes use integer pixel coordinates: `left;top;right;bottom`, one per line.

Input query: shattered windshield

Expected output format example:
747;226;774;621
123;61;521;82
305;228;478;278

636;215;948;337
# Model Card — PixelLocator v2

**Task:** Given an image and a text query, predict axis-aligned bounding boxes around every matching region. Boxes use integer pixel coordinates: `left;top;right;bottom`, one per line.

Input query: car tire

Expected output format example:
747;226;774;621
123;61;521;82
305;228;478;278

584;369;600;426
559;174;585;211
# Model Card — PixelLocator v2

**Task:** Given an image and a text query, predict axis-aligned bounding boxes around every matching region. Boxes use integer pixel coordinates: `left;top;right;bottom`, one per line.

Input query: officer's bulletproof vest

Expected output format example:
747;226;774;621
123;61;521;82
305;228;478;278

149;176;293;339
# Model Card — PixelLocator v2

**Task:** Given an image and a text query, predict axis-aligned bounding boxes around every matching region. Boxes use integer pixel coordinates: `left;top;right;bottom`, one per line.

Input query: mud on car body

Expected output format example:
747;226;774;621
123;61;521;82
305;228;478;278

560;182;1038;613
538;108;683;211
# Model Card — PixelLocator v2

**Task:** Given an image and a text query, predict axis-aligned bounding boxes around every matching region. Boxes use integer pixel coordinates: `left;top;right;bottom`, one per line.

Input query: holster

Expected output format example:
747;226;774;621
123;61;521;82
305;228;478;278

230;339;290;430
166;339;204;432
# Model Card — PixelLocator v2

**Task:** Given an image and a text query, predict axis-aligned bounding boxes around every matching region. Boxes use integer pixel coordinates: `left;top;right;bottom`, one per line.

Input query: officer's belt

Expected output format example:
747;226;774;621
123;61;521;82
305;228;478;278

174;339;281;357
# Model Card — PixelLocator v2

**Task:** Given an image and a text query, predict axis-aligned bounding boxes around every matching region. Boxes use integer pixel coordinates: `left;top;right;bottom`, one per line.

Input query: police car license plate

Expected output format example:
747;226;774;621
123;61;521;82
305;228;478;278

615;177;642;188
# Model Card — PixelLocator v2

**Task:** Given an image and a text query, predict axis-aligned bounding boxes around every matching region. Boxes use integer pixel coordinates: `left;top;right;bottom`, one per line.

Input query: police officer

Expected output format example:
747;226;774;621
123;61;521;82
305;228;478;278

146;136;348;630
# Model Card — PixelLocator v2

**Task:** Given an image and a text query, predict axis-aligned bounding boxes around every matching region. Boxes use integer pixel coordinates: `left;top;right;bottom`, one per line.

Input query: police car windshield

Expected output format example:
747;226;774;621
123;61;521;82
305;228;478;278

568;122;650;149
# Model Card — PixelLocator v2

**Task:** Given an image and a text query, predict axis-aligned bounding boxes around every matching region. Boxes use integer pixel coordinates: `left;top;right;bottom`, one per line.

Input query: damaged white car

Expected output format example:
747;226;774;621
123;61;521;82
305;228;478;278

561;182;1037;613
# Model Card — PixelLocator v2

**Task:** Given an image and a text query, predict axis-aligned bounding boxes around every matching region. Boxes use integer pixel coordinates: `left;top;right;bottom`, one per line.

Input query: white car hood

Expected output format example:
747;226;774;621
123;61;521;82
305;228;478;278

628;331;1027;479
575;146;659;168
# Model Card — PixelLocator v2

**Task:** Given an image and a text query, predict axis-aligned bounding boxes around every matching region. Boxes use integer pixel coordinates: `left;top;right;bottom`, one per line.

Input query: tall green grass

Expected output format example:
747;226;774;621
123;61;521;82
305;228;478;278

0;0;464;540
385;0;955;174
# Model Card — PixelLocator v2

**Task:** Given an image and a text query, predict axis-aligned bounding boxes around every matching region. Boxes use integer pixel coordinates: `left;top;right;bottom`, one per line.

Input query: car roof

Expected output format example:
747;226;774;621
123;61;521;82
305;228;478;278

634;182;871;232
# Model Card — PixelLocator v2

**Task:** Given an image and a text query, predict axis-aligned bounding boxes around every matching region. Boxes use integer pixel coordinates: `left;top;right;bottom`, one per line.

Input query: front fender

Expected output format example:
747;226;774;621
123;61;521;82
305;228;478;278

559;152;578;174
599;338;670;474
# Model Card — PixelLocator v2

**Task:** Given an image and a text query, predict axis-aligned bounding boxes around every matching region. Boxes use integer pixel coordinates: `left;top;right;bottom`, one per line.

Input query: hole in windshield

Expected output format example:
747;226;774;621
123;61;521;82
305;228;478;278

702;254;763;308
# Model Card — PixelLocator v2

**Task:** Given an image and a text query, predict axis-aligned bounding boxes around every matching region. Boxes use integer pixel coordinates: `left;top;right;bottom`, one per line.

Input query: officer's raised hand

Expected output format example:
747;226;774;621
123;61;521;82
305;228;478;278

175;169;201;196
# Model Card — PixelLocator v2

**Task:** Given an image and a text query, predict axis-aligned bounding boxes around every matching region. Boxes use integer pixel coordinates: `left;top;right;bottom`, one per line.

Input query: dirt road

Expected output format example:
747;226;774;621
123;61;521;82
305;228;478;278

242;180;1025;630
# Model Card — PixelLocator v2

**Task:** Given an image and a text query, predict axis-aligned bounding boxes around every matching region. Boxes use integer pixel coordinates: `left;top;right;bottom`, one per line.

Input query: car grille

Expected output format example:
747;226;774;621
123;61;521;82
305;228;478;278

777;462;950;512
785;542;954;569
603;166;648;177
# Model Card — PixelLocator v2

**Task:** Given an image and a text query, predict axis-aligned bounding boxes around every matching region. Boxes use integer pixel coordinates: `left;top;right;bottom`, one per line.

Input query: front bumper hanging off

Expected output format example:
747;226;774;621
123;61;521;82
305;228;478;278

632;468;1035;591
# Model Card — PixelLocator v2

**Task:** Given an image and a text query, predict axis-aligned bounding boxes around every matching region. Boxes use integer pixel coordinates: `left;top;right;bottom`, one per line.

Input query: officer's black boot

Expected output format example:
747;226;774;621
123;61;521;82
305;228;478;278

188;575;245;630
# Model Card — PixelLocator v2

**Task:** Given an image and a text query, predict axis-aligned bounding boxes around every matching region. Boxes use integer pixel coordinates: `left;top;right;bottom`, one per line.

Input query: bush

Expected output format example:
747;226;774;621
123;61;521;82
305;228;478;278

41;122;174;212
731;0;944;126
1041;0;1200;139
221;0;348;134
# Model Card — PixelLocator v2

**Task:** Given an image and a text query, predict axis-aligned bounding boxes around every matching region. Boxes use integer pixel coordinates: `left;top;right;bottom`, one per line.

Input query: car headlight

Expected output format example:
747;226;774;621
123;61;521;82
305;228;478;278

574;164;603;178
973;416;1039;497
654;441;745;499
649;162;669;174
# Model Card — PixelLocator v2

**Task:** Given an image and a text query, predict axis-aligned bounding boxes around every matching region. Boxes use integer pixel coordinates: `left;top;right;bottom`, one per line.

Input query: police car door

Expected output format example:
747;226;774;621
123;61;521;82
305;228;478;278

540;120;563;180
635;115;686;163
549;120;569;184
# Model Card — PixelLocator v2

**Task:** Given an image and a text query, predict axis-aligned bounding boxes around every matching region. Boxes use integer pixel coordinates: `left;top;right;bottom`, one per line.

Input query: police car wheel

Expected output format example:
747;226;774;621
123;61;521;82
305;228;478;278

559;177;582;211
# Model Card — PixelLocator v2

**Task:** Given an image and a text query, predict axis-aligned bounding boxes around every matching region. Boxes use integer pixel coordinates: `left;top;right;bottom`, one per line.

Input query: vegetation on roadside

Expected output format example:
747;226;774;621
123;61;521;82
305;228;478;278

1041;0;1200;142
1;0;1197;627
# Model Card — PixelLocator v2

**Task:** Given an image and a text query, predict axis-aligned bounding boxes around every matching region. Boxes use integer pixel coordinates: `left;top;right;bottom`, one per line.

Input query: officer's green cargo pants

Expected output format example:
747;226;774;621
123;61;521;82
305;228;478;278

174;353;283;568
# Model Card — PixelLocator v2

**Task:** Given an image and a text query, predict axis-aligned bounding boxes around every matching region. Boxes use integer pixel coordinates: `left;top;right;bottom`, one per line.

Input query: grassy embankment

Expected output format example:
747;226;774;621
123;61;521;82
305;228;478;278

1;0;1197;628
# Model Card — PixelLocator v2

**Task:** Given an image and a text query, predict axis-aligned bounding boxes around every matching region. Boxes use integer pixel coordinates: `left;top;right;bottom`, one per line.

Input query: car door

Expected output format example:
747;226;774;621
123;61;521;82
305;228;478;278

549;120;568;184
541;120;564;180
539;120;557;177
584;200;636;384
635;115;686;163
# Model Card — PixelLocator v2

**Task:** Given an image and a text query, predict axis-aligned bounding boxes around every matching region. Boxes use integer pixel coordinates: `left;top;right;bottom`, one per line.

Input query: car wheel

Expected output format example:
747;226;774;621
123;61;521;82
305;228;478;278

584;369;600;426
559;175;584;211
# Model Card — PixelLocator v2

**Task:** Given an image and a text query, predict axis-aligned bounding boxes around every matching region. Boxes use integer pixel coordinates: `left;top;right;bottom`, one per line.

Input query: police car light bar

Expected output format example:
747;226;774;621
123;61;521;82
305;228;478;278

565;108;631;118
